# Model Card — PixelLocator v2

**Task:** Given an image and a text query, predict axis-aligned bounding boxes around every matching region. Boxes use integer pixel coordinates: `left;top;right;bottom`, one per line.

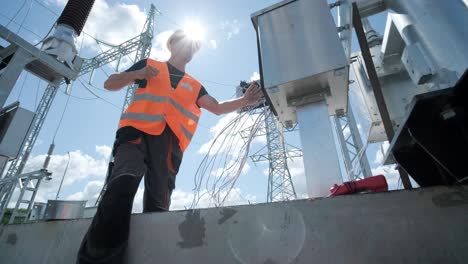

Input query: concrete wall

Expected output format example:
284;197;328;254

1;186;467;263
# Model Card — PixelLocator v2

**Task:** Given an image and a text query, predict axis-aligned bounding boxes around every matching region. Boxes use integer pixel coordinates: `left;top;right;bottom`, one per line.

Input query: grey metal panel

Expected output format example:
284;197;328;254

0;25;78;81
0;186;467;263
386;0;468;79
252;0;349;124
0;106;35;158
297;101;342;198
44;200;86;220
82;206;97;218
0;48;34;108
255;0;347;88
338;0;353;62
29;202;47;221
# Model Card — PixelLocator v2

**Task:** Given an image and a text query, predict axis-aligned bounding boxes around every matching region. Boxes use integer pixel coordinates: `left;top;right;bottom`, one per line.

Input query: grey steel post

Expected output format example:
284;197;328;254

334;105;372;181
352;2;412;189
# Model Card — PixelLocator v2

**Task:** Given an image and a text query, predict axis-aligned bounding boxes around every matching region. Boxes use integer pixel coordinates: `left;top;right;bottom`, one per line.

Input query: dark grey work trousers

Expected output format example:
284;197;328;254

76;126;182;264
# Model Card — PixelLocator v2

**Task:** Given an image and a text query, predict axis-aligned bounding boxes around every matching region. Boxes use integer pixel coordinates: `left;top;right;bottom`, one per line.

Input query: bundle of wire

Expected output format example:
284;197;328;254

190;101;267;209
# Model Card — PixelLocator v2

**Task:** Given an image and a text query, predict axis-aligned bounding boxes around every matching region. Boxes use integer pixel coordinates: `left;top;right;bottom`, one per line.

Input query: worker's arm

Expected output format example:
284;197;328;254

198;82;263;115
103;65;159;91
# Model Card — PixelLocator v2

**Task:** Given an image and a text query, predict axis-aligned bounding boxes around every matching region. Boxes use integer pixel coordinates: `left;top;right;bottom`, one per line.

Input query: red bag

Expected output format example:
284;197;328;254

329;175;388;196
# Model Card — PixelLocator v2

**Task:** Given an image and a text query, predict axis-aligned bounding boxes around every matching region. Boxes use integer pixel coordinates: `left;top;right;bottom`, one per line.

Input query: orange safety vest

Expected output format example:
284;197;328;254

118;59;202;152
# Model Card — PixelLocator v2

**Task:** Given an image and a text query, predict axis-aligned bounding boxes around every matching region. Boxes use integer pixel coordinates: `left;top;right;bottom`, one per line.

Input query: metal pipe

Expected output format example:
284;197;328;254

55;151;70;200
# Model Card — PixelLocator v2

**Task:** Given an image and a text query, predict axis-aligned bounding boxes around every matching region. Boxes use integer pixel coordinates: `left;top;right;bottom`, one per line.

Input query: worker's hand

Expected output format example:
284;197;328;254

243;81;263;106
134;65;159;80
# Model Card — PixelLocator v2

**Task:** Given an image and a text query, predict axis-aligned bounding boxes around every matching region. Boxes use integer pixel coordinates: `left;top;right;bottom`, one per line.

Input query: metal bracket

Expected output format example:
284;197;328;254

288;94;325;107
329;1;342;9
337;24;350;33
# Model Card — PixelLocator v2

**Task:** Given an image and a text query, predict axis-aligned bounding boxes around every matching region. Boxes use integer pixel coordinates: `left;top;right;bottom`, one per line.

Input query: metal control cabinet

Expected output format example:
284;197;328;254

0;103;35;158
252;0;349;125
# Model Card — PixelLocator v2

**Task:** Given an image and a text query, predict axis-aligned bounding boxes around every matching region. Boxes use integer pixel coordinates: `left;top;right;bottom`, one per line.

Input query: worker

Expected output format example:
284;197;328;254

76;29;262;264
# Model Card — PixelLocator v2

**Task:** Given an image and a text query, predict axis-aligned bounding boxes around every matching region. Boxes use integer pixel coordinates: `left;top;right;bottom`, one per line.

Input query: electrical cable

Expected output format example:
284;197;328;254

5;0;28;28
77;78;121;110
33;0;60;17
190;101;266;208
34;78;41;110
15;0;33;35
52;84;72;143
0;12;43;39
16;72;30;101
407;128;459;181
33;17;57;47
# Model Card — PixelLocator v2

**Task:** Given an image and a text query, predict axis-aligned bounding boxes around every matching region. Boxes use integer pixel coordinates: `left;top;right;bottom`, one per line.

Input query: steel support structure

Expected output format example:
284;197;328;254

121;5;156;113
249;106;299;202
0;82;60;222
352;3;412;189
334;105;372;181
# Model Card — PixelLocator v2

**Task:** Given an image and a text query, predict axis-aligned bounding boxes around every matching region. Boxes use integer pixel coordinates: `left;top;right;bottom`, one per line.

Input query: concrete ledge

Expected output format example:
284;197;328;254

1;186;468;263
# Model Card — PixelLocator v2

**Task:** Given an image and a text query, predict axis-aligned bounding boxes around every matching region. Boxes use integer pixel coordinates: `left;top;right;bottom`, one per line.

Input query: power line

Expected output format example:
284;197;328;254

53;84;72;143
34;78;41;110
5;0;28;28
9;2;242;89
16;71;30;101
15;0;33;34
0;12;43;40
77;78;121;110
32;0;60;17
31;0;125;48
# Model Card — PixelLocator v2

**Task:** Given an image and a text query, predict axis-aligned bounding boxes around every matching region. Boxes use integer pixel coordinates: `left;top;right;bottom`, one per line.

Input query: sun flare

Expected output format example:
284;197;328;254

183;19;206;41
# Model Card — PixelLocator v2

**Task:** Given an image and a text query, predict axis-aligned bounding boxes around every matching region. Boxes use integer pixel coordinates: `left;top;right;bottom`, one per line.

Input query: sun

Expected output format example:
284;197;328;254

183;20;206;41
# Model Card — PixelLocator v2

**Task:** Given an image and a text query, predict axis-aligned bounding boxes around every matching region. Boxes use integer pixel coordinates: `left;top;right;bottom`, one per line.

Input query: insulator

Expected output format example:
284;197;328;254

57;0;96;36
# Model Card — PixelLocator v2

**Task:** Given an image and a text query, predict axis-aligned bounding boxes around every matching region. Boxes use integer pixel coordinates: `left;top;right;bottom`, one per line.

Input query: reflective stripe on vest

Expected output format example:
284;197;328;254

120;112;165;122
180;124;193;140
131;93;199;123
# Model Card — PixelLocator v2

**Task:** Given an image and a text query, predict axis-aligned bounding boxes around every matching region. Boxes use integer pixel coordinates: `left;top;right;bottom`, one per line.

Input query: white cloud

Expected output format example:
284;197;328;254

258;156;308;199
220;19;241;40
372;164;420;191
210;162;251;180
6;142;257;215
67;180;104;204
150;30;174;61
287;157;308;198
95;145;112;159
209;39;217;50
49;0;147;64
374;141;390;164
7;146;110;207
198;113;263;156
35;139;44;147
46;0;67;5
66;182;257;213
250;71;260;82
372;164;400;190
82;0;146;47
25;149;108;188
171;188;257;210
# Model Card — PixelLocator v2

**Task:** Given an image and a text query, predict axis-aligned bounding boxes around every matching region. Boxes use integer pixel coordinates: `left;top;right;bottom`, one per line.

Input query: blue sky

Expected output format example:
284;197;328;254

1;0;405;211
